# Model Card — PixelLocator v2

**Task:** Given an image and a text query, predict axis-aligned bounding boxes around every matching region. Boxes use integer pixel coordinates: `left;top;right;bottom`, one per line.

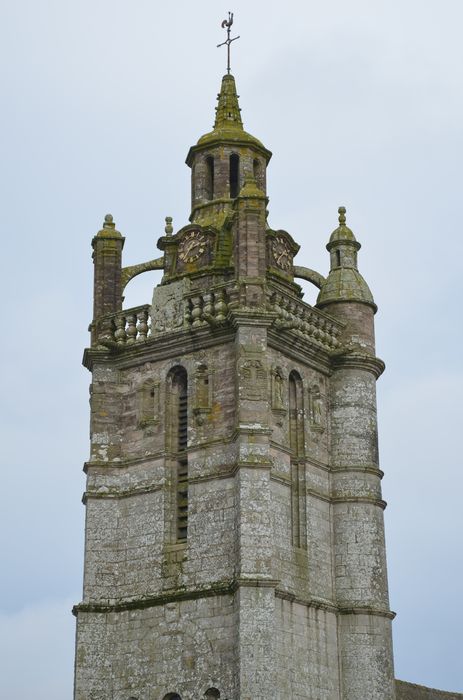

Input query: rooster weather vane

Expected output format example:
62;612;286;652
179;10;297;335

217;12;240;74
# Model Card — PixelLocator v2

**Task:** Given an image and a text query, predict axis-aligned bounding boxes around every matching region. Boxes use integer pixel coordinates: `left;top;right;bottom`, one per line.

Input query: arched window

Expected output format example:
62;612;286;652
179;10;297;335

289;371;306;548
204;689;220;699
163;694;182;700
205;156;214;200
229;153;240;198
167;367;188;541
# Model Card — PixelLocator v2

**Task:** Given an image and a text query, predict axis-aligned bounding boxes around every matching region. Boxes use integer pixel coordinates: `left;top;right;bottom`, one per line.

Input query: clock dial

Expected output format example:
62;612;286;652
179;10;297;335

178;230;208;263
272;235;292;271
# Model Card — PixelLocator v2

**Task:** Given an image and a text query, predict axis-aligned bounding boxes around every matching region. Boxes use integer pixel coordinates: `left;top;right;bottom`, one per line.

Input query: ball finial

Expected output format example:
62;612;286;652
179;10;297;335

103;213;115;229
338;206;346;225
165;216;173;236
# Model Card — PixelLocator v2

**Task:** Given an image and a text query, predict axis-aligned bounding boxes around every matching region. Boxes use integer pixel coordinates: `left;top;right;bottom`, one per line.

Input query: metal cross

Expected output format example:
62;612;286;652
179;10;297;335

217;12;240;74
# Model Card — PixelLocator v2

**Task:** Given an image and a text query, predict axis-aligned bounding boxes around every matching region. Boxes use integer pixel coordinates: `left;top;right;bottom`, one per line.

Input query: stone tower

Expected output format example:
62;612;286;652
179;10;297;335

74;73;396;700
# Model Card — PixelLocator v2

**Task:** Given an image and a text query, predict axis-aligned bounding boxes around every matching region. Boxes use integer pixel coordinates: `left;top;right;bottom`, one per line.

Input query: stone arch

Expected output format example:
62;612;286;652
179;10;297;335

204;689;220;699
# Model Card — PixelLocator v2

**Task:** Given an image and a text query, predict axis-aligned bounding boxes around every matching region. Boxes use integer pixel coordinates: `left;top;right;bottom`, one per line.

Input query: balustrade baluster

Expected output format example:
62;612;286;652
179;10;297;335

114;315;127;345
190;295;203;327
203;292;213;320
214;289;227;322
136;308;149;341
126;313;137;343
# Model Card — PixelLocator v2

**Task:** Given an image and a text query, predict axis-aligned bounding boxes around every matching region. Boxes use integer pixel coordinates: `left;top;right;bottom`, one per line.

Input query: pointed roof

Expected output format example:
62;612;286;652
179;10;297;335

186;74;272;165
213;73;243;129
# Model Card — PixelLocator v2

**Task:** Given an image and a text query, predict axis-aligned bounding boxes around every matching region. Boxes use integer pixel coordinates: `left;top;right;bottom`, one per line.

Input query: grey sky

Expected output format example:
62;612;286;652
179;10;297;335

0;1;462;697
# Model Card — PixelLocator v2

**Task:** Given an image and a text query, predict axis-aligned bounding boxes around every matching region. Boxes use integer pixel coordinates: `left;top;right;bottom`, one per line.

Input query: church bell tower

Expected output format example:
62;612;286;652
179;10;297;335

74;62;396;700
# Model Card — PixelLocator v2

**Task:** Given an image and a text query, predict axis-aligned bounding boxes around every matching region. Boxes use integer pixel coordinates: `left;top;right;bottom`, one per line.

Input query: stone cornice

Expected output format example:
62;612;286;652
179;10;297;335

331;464;384;479
332;495;387;510
83;483;162;504
338;605;396;620
331;351;385;378
267;328;333;375
83;325;235;372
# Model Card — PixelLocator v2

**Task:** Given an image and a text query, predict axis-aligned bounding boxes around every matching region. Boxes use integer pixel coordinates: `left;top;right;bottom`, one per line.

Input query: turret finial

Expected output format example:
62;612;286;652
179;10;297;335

217;12;240;75
338;206;346;225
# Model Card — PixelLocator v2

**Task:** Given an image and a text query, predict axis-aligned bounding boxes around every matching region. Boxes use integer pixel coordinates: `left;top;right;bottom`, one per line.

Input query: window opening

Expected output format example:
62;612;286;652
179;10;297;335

177;372;188;540
168;367;189;542
206;156;214;200
336;249;341;267
229;153;240;198
289;371;307;549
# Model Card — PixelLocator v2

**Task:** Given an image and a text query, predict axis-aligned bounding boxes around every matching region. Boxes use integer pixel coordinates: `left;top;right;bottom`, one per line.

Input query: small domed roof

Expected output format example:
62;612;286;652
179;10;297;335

317;268;375;308
328;206;358;247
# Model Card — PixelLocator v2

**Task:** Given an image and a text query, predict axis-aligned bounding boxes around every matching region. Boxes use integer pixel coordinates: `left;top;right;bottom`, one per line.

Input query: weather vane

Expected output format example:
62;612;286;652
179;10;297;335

217;12;240;75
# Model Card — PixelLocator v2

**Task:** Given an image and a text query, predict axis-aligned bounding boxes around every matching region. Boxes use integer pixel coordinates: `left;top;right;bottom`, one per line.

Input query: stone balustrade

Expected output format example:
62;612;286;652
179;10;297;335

270;291;342;350
93;291;340;352
183;288;229;328
96;305;151;346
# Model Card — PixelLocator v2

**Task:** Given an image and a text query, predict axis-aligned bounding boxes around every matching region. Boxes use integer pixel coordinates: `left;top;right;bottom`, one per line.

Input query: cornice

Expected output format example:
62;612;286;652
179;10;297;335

267;328;333;376
338;605;396;620
331;495;387;510
83;325;235;372
331;352;385;378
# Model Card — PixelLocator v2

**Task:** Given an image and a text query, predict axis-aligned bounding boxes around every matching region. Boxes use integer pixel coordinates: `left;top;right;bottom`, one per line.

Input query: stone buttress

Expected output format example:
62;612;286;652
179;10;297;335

74;74;396;700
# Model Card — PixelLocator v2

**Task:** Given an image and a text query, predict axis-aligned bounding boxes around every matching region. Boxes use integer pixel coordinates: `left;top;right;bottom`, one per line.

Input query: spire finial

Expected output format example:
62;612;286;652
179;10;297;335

338;206;346;225
103;213;115;229
165;216;173;236
217;12;240;75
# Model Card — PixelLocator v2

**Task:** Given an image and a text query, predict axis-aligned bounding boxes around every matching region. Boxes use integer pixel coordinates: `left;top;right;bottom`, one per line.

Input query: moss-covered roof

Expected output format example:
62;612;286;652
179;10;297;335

317;267;375;307
186;74;272;164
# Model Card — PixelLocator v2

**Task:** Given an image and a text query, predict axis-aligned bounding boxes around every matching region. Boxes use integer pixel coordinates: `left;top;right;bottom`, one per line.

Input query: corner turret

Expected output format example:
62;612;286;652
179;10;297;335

90;214;124;343
317;207;376;354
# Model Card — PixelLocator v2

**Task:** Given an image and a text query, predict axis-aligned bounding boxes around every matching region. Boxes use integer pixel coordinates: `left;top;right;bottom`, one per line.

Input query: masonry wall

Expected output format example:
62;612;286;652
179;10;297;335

75;595;238;700
396;681;463;700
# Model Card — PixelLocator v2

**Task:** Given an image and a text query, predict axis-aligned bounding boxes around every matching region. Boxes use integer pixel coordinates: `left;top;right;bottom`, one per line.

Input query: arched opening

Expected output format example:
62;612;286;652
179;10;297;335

229;153;240;198
204;689;220;699
289;371;306;549
167;366;188;541
336;249;341;267
205;156;214;200
163;694;182;700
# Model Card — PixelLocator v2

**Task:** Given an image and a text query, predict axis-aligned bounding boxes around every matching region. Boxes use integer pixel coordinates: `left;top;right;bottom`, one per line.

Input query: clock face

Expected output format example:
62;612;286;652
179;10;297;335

272;235;292;271
178;230;208;263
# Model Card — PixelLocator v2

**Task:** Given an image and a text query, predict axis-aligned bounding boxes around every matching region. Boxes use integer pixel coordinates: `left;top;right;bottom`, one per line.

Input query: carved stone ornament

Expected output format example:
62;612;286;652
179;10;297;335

138;379;160;433
240;358;267;401
308;384;325;433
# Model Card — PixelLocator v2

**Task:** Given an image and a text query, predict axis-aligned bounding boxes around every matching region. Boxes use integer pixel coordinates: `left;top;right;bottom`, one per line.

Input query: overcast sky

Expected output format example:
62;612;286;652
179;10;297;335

0;1;462;697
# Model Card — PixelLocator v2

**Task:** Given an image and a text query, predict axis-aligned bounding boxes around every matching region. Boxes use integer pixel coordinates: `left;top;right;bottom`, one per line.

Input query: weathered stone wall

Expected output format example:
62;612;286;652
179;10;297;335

396;681;463;700
274;599;340;699
75;594;238;700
